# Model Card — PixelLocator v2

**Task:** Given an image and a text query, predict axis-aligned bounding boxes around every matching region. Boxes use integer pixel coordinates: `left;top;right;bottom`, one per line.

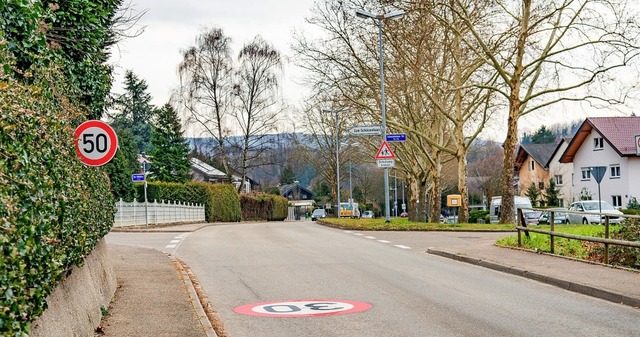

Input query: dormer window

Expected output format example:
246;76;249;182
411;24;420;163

593;137;604;150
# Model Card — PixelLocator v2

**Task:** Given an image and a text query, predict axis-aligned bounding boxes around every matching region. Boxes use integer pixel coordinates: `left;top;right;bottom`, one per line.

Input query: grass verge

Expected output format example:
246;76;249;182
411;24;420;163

317;218;515;231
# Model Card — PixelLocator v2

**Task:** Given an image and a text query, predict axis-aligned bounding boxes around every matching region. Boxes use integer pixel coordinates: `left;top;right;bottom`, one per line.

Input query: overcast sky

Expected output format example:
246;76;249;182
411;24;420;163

109;0;316;111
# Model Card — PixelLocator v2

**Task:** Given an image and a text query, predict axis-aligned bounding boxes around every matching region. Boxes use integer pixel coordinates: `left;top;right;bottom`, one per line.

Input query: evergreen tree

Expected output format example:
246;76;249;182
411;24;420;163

544;178;560;207
531;126;556;144
280;165;296;185
149;103;191;183
525;182;541;207
105;129;139;201
110;70;155;153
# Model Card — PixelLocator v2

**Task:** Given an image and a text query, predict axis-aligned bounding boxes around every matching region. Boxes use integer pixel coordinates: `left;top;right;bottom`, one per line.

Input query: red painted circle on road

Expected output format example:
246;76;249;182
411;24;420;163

234;300;372;318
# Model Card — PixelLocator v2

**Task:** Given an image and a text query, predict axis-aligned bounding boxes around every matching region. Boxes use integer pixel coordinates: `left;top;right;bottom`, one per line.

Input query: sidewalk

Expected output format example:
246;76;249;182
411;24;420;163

99;244;216;337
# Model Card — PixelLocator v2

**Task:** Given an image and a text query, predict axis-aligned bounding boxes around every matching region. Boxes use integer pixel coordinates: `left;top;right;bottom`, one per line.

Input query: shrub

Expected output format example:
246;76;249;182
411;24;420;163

240;193;288;221
0;54;114;335
469;210;489;223
593;218;640;269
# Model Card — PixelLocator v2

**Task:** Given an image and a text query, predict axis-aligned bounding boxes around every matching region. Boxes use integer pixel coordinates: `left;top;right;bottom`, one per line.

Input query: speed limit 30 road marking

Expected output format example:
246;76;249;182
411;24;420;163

234;300;372;318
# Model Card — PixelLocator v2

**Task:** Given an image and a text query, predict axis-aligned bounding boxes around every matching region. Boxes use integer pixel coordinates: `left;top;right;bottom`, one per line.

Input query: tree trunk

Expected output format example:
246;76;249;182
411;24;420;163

429;154;443;223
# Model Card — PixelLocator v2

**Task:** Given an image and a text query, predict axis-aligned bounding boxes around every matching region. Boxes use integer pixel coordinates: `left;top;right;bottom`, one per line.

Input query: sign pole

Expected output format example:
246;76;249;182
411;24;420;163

144;164;148;229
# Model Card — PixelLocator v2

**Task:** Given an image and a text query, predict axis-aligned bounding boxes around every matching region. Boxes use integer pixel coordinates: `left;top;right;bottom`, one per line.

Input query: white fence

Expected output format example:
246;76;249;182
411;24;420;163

114;199;206;227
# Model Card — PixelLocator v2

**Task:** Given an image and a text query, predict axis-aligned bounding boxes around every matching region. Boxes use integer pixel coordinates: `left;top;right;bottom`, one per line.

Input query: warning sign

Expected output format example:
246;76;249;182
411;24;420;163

375;141;396;159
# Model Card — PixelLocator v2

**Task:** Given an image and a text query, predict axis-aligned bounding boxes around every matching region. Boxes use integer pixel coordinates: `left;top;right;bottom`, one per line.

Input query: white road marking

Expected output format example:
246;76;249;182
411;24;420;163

377;240;391;243
170;240;180;243
165;244;177;249
354;233;364;236
364;236;376;239
394;245;411;250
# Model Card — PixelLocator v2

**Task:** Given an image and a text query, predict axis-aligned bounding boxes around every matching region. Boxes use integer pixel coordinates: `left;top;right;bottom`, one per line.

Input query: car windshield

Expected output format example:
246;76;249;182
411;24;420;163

584;202;615;211
524;212;540;218
312;209;325;215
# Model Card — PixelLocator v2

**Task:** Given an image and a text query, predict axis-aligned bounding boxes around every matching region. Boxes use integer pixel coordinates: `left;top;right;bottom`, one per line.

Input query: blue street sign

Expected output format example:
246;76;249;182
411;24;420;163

385;133;407;142
132;173;145;182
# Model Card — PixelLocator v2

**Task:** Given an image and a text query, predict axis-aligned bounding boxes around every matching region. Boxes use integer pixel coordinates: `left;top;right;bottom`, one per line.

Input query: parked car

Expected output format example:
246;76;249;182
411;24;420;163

400;211;408;217
538;208;569;224
361;210;374;219
523;211;542;225
311;208;326;221
567;200;624;224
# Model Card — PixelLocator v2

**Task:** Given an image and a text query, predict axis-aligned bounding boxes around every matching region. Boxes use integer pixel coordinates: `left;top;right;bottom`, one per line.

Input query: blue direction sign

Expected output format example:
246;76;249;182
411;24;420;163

132;173;145;182
386;133;406;142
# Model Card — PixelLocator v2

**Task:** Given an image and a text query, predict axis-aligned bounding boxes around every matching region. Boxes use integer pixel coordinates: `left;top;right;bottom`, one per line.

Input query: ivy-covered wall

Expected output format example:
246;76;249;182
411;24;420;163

0;52;115;335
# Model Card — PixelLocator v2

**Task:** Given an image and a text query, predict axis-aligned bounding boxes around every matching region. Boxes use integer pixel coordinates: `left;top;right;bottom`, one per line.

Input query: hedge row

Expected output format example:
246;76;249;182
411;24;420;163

240;194;289;221
135;181;241;222
0;55;115;335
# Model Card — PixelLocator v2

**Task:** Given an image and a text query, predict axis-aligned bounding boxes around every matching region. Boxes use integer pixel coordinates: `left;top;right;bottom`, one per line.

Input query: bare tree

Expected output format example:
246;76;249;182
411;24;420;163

433;0;640;223
233;36;285;192
176;27;234;179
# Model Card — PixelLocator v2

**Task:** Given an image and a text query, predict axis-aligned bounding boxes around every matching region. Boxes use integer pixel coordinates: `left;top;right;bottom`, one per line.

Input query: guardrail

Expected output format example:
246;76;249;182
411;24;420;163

516;208;640;264
114;199;205;227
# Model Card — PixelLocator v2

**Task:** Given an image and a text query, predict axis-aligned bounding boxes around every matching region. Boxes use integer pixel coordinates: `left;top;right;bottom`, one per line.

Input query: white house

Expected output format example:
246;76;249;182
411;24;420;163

559;117;640;207
547;138;574;206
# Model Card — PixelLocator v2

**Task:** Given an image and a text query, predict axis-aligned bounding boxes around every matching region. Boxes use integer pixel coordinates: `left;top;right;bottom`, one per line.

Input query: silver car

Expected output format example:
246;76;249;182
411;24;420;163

567;200;623;224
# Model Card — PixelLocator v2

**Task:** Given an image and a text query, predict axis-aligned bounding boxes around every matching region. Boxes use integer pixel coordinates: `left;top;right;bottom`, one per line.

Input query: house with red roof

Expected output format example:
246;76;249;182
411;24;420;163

559;117;640;207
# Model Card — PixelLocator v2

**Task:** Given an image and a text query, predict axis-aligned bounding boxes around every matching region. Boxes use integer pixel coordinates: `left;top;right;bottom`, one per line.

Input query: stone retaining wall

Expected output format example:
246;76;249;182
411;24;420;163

29;238;116;336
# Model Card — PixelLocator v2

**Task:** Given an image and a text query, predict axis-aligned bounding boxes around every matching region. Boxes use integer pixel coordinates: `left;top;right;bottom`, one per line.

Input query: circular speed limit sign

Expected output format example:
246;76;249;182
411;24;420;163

74;120;118;167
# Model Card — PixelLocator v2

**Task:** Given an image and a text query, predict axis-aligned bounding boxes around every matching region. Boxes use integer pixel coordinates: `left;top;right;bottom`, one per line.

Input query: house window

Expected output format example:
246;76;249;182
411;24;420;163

558;198;564;207
538;181;544;190
610;165;621;178
581;168;591;180
529;160;535;171
555;175;563;185
593;137;604;150
612;195;622;208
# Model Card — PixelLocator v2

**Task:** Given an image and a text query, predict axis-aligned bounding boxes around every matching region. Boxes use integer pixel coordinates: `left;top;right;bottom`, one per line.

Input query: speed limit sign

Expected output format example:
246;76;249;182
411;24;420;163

74;120;118;167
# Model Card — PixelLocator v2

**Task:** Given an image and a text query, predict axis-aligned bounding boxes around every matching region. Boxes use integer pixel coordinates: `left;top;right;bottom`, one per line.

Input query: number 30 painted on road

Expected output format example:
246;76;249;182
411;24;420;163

74;120;118;167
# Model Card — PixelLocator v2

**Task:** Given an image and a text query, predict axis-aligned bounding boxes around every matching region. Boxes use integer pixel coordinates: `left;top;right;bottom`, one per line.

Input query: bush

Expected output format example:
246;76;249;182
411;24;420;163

594;218;640;269
469;210;489;223
0;55;114;335
240;193;288;221
135;181;241;222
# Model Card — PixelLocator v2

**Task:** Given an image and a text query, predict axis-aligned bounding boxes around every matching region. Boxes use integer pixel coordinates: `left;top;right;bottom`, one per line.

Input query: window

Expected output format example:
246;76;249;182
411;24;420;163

610;165;621;178
558;199;564;207
594;137;604;150
555;175;563;185
612;195;622;208
529;160;535;171
538;181;544;190
581;168;591;180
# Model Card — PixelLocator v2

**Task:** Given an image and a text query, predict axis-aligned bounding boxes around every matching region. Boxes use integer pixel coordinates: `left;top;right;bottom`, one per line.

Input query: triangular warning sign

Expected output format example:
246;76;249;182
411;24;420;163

375;141;396;159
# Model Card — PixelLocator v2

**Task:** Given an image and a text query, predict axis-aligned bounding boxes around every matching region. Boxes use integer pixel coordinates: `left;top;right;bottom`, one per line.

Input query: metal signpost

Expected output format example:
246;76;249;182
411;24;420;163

591;166;607;224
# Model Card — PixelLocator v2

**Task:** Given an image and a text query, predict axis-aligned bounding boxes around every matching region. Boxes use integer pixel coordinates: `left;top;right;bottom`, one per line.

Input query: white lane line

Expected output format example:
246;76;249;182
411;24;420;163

354;233;364;236
344;230;353;233
170;240;180;243
377;240;391;243
364;236;376;240
165;244;177;249
394;245;411;250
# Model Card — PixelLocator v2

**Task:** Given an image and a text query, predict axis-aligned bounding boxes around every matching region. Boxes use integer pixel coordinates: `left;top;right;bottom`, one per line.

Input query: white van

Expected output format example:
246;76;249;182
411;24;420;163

489;196;533;223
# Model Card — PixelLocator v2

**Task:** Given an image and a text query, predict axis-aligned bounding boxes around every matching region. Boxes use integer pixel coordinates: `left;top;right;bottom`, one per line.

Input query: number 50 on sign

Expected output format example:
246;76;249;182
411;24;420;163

74;120;118;167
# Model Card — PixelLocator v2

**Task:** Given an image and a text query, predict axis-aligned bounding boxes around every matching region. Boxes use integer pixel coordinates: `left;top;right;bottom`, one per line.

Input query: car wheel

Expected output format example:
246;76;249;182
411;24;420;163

582;218;589;224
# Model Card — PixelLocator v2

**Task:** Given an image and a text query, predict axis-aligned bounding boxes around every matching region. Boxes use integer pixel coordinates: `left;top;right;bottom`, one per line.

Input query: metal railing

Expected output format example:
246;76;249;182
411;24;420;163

114;199;205;227
516;208;640;264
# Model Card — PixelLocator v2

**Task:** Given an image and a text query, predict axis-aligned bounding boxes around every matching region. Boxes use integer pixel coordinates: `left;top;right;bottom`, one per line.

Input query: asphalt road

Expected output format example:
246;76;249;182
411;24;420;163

107;222;640;336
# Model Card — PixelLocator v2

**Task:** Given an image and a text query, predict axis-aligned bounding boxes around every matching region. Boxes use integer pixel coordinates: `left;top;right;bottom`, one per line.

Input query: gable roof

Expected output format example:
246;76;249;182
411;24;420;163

515;141;559;170
190;158;227;178
280;182;315;199
560;117;640;163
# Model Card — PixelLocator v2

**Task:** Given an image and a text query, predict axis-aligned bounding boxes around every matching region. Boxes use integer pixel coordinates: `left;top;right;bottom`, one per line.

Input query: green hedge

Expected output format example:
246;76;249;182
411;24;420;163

135;181;241;222
240;193;288;221
0;56;114;335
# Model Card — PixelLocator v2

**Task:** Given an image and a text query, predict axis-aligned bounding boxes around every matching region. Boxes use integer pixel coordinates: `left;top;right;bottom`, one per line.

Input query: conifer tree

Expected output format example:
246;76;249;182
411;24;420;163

149;103;191;183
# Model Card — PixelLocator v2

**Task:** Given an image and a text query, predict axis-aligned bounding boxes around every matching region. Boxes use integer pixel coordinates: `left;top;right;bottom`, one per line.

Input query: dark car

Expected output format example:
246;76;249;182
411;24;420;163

311;209;326;221
538;208;569;224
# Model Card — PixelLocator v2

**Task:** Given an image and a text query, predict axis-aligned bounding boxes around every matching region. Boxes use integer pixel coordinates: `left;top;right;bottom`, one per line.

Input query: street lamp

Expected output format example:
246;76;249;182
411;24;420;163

341;141;360;212
323;107;349;218
355;7;405;222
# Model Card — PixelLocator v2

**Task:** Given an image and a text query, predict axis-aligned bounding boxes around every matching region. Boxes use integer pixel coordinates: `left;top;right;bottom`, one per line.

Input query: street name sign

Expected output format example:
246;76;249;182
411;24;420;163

349;125;381;136
385;133;406;142
74;120;118;167
132;174;145;182
377;159;395;168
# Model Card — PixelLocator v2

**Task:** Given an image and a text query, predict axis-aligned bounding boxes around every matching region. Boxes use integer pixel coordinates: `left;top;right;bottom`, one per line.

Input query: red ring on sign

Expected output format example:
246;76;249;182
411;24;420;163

234;299;372;318
73;120;118;167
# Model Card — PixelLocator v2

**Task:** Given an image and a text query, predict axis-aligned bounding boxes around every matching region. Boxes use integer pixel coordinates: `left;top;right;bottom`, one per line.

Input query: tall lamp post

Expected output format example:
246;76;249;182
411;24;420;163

355;8;404;222
341;141;360;212
323;107;349;218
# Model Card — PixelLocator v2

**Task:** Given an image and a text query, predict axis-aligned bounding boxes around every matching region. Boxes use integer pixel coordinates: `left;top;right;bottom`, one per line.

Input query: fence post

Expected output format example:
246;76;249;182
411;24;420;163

118;198;123;227
549;211;555;254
